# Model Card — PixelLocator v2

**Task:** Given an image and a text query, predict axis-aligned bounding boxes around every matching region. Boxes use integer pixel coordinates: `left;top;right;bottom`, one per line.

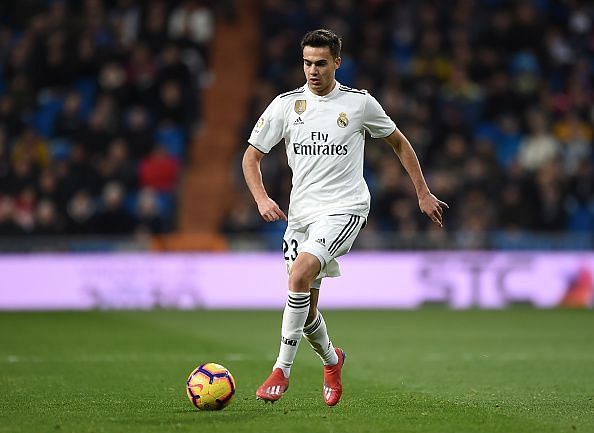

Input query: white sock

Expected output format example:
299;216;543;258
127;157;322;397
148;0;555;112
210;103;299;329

273;291;310;378
303;310;339;366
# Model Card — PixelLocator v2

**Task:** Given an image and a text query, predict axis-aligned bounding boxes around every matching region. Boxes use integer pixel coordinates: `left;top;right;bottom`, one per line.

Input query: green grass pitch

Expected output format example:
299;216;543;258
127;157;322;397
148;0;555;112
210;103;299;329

1;309;593;433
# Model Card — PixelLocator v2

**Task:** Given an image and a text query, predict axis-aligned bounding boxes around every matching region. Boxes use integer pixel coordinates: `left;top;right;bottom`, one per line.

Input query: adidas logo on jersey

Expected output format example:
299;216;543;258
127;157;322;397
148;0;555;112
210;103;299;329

293;117;304;125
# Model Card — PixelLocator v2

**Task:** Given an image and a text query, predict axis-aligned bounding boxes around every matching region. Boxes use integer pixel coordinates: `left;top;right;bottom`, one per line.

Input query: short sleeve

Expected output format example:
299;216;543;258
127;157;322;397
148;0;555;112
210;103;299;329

362;93;396;139
248;97;284;153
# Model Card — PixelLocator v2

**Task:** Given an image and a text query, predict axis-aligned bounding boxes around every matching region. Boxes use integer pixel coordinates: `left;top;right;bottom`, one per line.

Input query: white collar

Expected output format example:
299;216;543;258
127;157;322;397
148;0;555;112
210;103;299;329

304;80;341;99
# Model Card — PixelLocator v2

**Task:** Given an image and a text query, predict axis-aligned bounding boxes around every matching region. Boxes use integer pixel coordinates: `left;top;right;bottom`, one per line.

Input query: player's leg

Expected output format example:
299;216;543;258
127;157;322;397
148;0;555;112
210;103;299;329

303;214;365;406
303;289;339;366
305;288;319;325
274;252;320;375
304;287;345;406
256;251;321;402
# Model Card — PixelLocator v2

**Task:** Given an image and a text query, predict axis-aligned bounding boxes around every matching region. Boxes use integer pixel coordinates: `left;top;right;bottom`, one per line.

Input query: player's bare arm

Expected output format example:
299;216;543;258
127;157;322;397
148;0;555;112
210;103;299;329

242;145;288;222
383;129;449;227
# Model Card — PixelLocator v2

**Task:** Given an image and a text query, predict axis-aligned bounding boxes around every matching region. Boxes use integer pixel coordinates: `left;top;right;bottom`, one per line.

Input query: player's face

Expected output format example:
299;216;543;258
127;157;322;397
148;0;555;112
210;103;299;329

303;46;341;96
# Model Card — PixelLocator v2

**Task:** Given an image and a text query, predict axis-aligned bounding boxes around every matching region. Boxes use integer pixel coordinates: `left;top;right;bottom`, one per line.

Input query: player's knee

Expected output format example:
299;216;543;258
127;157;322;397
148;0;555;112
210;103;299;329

289;253;320;293
288;270;313;293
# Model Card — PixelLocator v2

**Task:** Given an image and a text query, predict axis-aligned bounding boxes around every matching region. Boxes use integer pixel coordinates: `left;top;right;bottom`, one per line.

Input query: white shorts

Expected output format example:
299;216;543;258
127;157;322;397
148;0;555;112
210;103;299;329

282;214;366;289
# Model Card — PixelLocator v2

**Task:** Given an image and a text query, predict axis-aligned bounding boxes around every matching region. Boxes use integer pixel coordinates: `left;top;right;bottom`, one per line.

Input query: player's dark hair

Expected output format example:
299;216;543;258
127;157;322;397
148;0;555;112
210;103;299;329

301;29;342;59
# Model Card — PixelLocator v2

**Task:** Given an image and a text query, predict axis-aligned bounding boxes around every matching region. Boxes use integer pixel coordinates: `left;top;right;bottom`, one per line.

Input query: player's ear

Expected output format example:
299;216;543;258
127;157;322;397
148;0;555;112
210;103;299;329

334;56;341;70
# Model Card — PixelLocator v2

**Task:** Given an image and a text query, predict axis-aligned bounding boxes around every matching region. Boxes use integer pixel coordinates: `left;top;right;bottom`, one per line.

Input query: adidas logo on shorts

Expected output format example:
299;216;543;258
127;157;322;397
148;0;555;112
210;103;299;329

316;238;326;246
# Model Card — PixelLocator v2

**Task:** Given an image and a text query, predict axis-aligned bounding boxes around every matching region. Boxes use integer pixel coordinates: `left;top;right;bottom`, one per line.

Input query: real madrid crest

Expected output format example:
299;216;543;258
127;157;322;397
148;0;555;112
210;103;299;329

337;112;349;128
294;100;307;115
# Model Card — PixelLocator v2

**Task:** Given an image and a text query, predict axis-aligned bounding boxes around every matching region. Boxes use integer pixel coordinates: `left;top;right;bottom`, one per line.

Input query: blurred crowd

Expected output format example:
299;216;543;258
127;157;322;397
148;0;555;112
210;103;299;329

0;0;215;237
227;0;594;249
0;0;591;250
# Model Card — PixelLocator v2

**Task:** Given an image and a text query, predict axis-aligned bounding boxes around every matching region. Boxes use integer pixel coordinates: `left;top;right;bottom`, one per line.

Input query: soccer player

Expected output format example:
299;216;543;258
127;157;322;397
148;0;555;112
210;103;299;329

242;29;448;406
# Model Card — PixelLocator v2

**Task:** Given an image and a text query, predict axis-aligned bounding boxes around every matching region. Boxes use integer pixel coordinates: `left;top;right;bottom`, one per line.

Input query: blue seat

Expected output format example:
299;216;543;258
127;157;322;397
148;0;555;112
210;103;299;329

155;126;186;159
156;192;175;218
32;96;64;137
49;138;71;160
124;192;138;215
74;78;97;118
567;205;593;231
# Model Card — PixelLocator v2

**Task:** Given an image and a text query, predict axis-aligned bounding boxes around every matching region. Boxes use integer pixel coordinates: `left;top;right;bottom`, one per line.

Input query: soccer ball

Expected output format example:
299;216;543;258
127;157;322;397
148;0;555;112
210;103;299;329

186;363;236;410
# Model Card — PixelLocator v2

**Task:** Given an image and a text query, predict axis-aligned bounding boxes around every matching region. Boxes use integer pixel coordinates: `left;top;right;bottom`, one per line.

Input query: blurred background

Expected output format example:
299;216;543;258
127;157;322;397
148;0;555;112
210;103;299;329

0;0;592;309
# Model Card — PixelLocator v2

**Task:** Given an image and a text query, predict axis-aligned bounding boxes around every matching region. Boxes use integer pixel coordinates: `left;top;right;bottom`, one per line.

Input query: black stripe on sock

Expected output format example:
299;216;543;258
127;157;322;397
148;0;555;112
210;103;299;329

287;295;310;308
288;295;310;304
287;298;310;307
304;314;322;335
303;315;320;334
288;294;310;300
288;295;309;300
287;303;310;310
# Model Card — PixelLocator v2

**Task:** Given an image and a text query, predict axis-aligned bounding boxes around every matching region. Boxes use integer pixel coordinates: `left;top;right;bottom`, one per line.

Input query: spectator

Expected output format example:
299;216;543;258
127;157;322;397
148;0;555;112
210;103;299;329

135;188;165;234
108;0;141;49
0;198;23;235
36;31;73;92
32;198;63;235
76;34;101;77
124;106;155;158
140;0;170;54
97;62;132;108
97;137;137;190
497;183;532;230
36;168;62;206
0;95;25;137
5;158;37;195
517;109;561;172
0;0;210;238
553;112;592;175
11;128;50;170
0;127;11;187
54;91;84;138
156;80;189;128
65;189;97;234
168;0;215;64
126;43;157;107
138;145;180;192
94;181;136;234
13;187;36;233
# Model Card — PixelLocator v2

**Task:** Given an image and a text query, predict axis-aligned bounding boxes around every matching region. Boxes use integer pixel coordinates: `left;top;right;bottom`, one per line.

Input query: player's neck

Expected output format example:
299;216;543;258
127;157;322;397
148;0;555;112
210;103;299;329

308;79;337;97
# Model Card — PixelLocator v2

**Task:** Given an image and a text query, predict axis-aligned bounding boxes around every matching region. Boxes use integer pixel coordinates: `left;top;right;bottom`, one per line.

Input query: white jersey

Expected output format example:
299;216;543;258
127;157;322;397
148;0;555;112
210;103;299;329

248;81;396;228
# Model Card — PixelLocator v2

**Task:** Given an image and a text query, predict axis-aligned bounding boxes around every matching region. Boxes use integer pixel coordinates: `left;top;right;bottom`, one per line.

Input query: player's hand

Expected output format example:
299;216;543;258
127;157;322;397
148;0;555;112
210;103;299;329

419;192;449;228
257;197;288;222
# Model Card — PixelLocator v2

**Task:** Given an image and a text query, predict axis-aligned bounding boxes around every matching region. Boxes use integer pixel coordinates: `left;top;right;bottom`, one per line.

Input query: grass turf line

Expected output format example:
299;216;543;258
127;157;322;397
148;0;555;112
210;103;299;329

0;309;592;433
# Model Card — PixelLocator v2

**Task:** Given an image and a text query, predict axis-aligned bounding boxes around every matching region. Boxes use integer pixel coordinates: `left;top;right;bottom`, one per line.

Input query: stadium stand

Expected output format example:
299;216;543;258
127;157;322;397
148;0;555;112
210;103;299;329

0;0;215;240
225;0;594;250
0;0;592;252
